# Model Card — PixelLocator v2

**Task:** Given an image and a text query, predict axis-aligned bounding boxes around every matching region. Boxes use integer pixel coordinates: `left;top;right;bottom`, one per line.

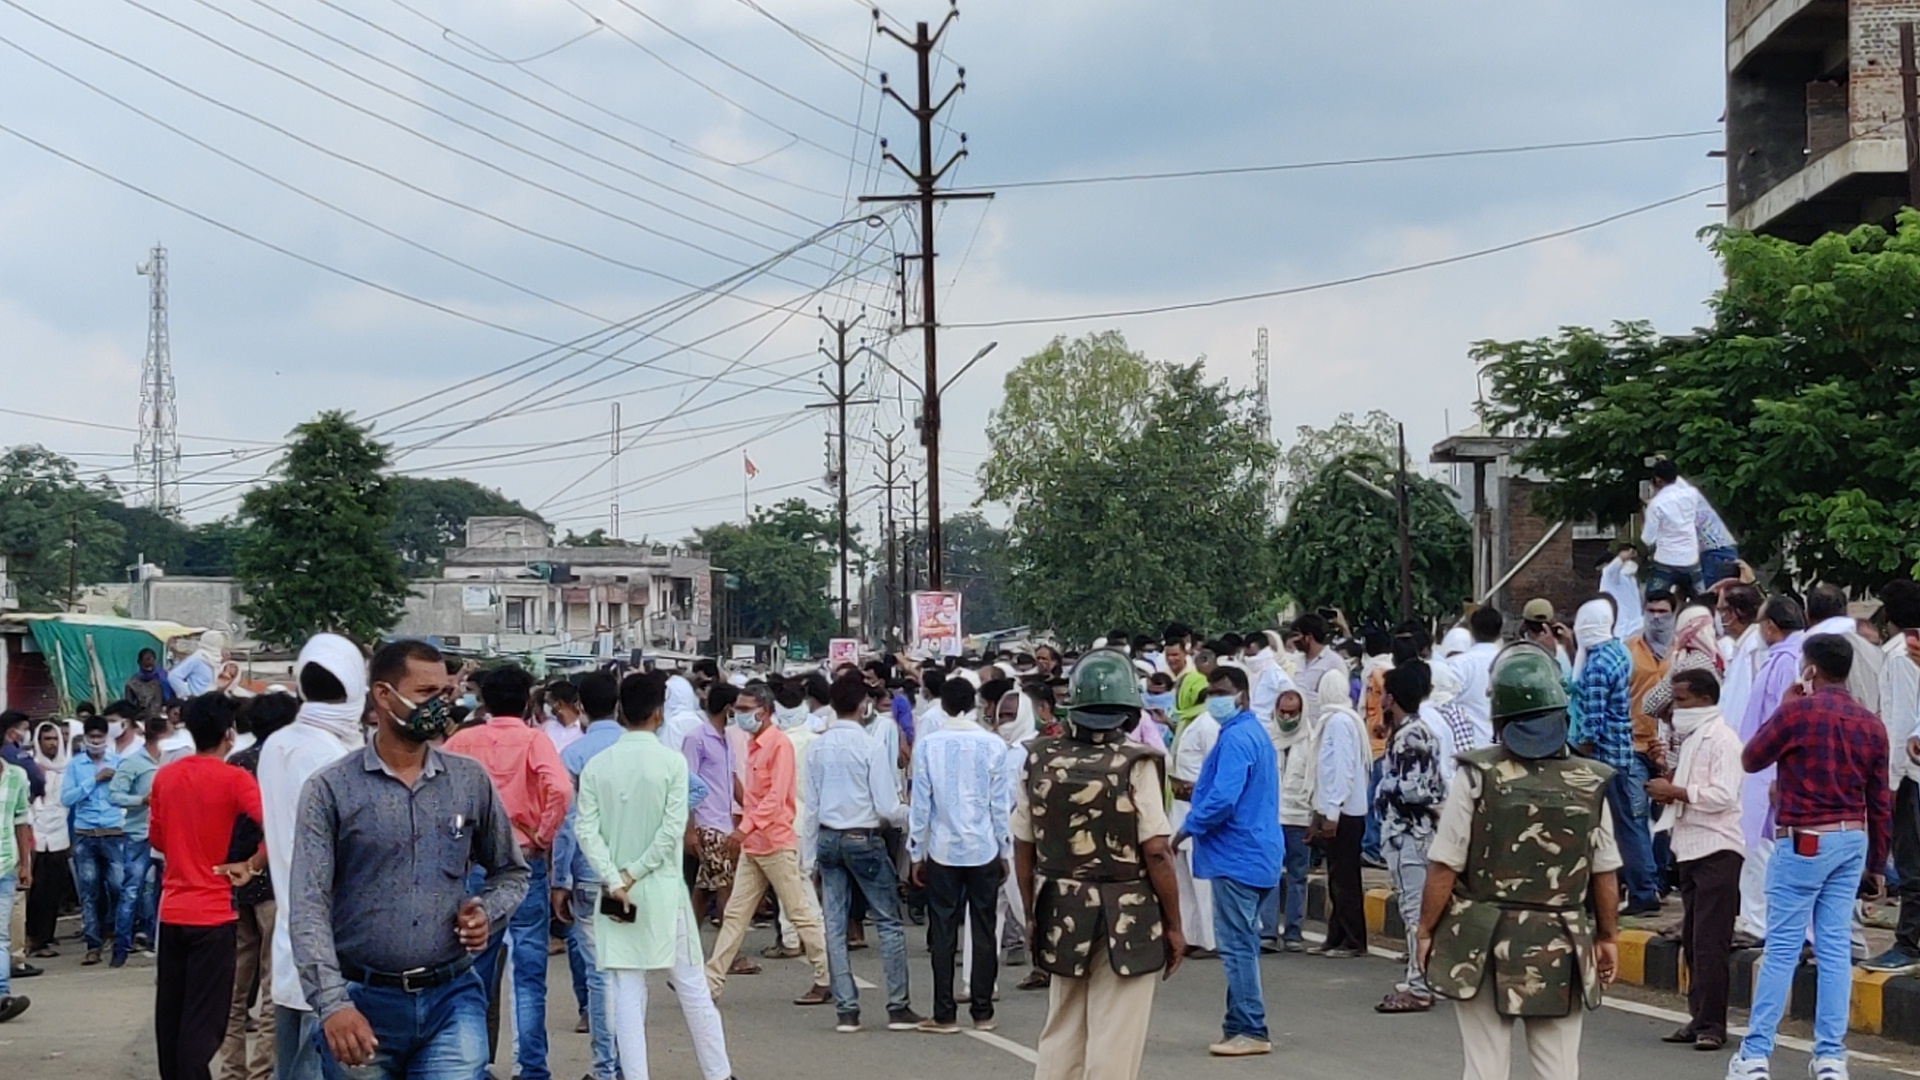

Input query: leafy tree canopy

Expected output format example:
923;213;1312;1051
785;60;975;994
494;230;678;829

981;331;1158;503
694;498;844;649
0;446;126;610
1274;449;1472;623
1277;410;1399;510
872;511;1018;639
235;412;412;647
389;476;541;574
990;343;1278;642
1476;214;1920;590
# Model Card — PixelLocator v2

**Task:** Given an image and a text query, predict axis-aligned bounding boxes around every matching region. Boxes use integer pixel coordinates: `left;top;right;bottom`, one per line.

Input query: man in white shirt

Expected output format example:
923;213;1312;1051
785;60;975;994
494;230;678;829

1640;460;1704;599
1807;583;1883;714
1169;691;1222;955
1715;584;1767;745
907;679;1011;1033
1311;669;1371;957
1291;615;1345;720
1864;581;1920;975
255;634;366;1080
1447;607;1505;750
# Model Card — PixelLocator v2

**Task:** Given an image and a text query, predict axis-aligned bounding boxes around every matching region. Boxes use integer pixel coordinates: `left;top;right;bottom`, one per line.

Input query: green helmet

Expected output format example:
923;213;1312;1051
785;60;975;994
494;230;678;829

1066;648;1143;730
1489;642;1568;722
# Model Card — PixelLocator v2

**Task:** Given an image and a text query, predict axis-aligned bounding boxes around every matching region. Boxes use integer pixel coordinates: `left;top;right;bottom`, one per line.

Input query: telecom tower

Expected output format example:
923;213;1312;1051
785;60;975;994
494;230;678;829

134;244;179;511
1252;326;1271;439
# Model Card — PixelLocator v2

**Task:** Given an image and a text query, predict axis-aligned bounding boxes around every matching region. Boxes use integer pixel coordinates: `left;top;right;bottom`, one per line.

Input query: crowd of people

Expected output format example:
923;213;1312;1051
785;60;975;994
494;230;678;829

0;467;1914;1080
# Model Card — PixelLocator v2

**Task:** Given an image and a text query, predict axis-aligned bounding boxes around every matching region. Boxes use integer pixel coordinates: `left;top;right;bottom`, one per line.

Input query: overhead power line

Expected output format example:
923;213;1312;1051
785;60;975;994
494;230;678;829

945;182;1724;329
955;130;1724;192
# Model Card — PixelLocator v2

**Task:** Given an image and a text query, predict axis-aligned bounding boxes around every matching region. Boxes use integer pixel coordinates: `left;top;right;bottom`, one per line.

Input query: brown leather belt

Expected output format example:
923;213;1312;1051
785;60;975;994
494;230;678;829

1771;820;1865;839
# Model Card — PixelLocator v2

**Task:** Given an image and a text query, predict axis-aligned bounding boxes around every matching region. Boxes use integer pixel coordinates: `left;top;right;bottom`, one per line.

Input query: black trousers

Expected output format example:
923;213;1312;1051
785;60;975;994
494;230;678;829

1678;848;1742;1039
25;848;73;948
1894;780;1920;953
155;922;237;1080
925;860;1002;1023
1323;815;1368;951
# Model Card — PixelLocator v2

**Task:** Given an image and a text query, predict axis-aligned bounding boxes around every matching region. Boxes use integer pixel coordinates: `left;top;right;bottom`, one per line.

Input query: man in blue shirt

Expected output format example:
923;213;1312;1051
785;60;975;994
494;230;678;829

61;713;126;965
1176;666;1284;1058
106;716;163;966
548;671;624;1080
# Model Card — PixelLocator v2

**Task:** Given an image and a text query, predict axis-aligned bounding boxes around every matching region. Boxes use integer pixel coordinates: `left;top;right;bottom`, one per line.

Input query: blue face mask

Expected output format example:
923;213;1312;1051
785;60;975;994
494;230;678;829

1142;691;1176;712
1205;695;1240;721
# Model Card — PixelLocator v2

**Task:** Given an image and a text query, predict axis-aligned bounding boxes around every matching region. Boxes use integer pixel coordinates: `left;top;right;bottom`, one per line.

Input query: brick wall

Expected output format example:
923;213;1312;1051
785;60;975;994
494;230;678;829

1808;79;1850;155
1852;1;1920;139
1500;479;1590;621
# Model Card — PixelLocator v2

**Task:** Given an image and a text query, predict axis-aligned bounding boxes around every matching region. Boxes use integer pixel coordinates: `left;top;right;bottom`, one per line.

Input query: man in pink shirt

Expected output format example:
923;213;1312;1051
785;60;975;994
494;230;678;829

444;665;571;1080
702;682;831;1005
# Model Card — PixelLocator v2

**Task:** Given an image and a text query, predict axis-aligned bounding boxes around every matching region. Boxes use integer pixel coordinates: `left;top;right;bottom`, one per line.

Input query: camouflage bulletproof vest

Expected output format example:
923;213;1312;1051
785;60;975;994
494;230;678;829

1025;734;1167;979
1427;746;1614;1018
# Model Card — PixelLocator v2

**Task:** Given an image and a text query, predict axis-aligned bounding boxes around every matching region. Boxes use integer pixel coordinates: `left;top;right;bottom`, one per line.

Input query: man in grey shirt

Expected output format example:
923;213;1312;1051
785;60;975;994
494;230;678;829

290;639;528;1079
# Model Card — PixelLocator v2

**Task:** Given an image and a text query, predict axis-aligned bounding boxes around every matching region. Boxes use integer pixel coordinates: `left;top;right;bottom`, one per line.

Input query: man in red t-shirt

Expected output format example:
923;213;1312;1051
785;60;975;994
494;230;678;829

149;694;265;1080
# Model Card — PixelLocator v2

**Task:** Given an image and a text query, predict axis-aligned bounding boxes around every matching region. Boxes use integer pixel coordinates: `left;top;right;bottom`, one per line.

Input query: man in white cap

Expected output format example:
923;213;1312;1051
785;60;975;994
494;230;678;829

255;634;367;1080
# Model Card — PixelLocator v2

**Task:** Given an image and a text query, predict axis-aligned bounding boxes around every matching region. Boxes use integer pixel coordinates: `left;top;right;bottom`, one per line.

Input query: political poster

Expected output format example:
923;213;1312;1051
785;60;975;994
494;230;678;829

827;637;861;669
910;591;963;657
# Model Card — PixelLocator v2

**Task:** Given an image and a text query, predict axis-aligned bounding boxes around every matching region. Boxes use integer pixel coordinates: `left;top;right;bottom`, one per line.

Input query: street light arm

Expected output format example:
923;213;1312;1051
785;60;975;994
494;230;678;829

938;341;998;395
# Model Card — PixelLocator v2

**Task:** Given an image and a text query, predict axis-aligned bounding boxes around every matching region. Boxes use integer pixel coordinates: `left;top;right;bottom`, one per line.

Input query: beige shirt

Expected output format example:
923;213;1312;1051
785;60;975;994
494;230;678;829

1012;758;1171;843
1428;764;1621;874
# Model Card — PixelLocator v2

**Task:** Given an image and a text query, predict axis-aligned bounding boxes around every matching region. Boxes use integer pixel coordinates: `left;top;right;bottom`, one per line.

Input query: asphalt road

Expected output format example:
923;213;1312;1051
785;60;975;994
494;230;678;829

10;922;1920;1080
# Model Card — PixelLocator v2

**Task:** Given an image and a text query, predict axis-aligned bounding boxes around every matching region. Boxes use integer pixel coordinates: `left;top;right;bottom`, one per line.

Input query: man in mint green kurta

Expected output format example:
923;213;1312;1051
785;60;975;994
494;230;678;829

575;672;734;1080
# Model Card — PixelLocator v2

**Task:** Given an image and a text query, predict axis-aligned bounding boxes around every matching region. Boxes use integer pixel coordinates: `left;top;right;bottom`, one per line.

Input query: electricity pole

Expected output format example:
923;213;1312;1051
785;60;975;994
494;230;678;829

67;512;79;612
876;431;904;650
1904;23;1920;209
906;472;922;596
807;313;877;635
1396;422;1415;622
862;3;992;593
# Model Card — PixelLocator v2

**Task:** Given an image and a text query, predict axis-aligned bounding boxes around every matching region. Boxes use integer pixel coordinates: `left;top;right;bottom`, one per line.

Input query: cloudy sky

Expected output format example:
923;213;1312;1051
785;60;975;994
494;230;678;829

0;0;1726;546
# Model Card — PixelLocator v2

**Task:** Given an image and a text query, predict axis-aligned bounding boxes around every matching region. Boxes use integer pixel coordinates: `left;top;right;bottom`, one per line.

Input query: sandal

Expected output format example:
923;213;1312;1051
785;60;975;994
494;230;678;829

1374;990;1433;1014
727;957;762;976
1694;1034;1726;1052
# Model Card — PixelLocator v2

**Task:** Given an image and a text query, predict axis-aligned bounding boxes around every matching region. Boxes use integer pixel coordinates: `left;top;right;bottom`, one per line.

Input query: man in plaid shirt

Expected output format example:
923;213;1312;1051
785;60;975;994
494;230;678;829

1727;634;1892;1080
1570;604;1659;914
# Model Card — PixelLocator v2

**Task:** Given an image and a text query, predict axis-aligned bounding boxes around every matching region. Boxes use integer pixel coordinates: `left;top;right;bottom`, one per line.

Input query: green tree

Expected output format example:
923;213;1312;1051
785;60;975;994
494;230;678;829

1274;450;1472;622
1277;410;1399;508
981;331;1159;503
388;476;541;575
102;502;190;573
996;358;1278;641
181;520;248;576
235;412;412;647
559;528;634;548
0;446;127;610
1475;213;1920;590
693;498;841;649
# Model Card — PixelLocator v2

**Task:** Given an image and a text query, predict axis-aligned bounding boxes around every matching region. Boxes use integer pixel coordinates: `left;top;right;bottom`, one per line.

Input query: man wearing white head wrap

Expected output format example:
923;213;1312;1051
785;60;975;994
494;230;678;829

660;673;705;755
1311;668;1371;957
256;634;366;1080
168;630;234;699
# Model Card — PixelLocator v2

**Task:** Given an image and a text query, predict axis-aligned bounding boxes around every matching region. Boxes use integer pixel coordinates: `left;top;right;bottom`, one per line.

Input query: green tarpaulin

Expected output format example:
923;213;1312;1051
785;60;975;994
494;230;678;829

25;620;170;714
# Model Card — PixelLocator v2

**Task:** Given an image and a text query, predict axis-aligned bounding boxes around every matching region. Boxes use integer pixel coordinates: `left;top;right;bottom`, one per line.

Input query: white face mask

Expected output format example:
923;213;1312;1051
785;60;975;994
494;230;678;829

107;720;125;742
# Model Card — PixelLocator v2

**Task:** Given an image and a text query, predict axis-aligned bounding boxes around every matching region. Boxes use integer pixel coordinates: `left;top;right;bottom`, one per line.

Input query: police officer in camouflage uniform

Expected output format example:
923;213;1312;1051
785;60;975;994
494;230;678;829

1417;642;1623;1080
1012;648;1184;1080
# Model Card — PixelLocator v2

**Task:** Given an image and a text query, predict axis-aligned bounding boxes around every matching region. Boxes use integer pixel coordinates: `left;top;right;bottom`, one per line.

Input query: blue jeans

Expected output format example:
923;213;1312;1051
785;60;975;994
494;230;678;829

114;836;152;956
1260;824;1309;942
71;834;122;952
318;968;490;1080
1211;876;1272;1041
275;1006;326;1080
1738;831;1867;1063
1647;560;1704;599
0;871;15;998
1605;758;1660;908
472;859;550;1080
566;885;617;1080
817;828;910;1017
1361;757;1384;864
1700;546;1740;588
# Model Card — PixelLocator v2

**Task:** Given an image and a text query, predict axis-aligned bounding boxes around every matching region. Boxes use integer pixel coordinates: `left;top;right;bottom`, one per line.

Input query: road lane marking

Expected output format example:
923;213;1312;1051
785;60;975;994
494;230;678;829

967;1029;1040;1063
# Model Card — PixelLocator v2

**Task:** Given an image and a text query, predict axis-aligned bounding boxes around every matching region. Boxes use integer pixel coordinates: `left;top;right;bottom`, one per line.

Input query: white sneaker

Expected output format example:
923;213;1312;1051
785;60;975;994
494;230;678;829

1725;1057;1770;1080
1808;1058;1848;1080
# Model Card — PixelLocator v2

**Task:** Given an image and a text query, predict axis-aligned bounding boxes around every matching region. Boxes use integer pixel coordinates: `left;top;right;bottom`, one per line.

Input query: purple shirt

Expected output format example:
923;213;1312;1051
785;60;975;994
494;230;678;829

684;721;739;832
1738;630;1804;847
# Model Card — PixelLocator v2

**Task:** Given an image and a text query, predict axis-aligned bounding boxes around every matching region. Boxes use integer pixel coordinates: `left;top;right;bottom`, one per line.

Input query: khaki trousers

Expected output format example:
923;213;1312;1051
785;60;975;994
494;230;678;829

1454;971;1584;1080
704;847;828;995
219;900;276;1080
1033;942;1157;1080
